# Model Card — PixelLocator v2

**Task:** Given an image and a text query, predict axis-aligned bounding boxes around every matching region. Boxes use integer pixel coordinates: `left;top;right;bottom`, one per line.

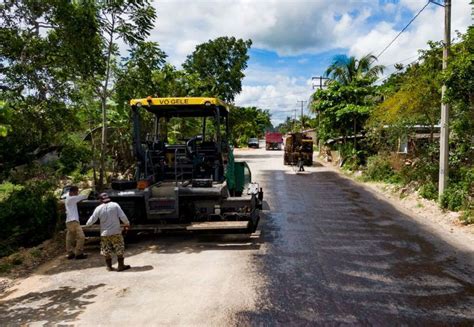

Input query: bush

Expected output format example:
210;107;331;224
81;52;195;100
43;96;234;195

461;209;474;225
363;155;396;182
0;182;23;201
58;136;92;175
8;163;58;185
440;186;468;211
419;182;438;201
0;182;59;258
398;159;438;185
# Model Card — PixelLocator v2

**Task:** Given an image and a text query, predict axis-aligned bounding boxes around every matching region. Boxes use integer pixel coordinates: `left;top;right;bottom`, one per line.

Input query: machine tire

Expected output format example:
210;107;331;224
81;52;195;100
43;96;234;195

124;231;139;243
111;180;137;191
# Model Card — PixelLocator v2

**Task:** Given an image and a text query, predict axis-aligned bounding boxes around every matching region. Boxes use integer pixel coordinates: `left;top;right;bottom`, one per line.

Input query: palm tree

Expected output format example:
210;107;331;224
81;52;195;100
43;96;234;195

325;54;384;85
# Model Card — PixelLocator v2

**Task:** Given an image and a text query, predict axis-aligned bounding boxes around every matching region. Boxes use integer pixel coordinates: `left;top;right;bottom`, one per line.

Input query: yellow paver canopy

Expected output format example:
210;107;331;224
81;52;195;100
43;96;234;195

130;97;229;112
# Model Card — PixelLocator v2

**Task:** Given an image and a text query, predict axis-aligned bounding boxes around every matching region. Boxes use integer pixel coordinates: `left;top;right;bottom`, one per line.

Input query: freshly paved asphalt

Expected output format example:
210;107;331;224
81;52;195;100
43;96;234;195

236;147;474;325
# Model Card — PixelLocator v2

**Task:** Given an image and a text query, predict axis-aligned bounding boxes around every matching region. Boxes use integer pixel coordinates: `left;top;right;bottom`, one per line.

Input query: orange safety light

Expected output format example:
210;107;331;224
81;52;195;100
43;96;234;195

137;180;150;190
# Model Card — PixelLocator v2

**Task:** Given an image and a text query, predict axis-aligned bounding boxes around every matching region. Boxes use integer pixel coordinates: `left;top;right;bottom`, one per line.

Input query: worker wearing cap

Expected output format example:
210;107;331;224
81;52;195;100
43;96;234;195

63;186;88;260
85;193;131;271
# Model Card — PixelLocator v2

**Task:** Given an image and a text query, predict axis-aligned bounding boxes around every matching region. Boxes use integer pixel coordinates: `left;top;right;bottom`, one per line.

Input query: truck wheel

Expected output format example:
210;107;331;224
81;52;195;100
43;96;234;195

124;231;139;243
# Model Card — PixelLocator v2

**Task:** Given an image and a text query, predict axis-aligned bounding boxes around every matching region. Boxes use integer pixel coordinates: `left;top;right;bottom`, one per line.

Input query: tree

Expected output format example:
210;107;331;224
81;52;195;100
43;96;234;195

310;54;384;149
229;107;272;146
325;54;384;85
0;1;103;175
311;79;376;144
93;0;156;190
370;44;442;143
444;27;474;167
114;41;167;111
183;37;252;102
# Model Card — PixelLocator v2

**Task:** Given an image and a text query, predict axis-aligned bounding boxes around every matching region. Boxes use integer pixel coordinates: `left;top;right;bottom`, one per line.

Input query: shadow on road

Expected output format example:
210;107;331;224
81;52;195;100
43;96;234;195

0;284;105;325
41;232;264;275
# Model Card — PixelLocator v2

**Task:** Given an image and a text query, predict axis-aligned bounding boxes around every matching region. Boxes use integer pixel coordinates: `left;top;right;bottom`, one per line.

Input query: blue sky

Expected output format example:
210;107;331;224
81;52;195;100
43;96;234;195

151;0;472;124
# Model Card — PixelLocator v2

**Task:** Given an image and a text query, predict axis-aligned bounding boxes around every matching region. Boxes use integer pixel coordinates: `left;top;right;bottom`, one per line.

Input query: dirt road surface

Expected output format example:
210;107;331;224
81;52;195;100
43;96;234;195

1;147;473;325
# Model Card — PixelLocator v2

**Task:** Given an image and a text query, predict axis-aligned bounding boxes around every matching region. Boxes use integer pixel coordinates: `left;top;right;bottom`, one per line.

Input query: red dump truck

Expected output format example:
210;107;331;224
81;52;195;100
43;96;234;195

265;132;283;150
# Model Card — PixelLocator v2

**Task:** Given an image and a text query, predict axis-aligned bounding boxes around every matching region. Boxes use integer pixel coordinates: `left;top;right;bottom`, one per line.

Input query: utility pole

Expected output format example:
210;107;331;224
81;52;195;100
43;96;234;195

297;100;307;131
311;76;330;90
311;76;330;150
293;108;297;131
439;0;451;197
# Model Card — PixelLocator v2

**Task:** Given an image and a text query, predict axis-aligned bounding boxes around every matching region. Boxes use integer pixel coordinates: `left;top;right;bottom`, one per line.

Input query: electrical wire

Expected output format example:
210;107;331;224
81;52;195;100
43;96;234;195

376;1;431;59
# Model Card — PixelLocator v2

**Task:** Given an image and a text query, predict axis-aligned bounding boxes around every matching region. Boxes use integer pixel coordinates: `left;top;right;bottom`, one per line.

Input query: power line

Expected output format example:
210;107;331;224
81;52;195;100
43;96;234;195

376;57;421;84
235;89;311;104
376;1;431;59
383;54;420;68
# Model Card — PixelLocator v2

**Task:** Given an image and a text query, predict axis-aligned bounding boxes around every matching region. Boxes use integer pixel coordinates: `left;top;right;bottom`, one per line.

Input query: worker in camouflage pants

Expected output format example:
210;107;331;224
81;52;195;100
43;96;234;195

85;193;131;271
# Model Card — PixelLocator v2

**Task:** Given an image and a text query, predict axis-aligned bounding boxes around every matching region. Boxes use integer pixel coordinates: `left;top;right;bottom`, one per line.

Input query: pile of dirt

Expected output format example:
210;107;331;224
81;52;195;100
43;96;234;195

0;232;65;286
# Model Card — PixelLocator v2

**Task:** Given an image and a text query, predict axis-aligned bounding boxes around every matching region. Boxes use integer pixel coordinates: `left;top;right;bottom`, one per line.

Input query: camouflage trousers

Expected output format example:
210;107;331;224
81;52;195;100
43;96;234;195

100;234;125;257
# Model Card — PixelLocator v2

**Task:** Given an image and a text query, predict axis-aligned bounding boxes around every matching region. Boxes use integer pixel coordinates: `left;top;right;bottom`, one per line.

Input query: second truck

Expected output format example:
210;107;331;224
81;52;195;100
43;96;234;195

265;132;283;150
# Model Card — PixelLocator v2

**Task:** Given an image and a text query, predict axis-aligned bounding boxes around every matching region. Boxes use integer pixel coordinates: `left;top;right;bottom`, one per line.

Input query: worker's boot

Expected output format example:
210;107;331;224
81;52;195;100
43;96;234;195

117;257;130;272
75;253;88;260
105;258;115;271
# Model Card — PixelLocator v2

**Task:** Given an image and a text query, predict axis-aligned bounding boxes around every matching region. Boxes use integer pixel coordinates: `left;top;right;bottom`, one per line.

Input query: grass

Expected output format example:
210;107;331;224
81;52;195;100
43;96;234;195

0;262;13;274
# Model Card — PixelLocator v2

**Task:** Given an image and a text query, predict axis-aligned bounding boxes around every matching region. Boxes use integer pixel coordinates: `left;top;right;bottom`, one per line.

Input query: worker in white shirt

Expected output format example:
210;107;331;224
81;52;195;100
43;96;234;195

85;193;131;272
64;185;88;259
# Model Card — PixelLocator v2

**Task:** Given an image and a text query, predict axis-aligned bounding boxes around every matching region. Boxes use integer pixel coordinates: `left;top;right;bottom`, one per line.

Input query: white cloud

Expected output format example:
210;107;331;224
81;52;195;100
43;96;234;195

349;0;472;70
234;69;314;125
151;0;379;64
148;0;472;125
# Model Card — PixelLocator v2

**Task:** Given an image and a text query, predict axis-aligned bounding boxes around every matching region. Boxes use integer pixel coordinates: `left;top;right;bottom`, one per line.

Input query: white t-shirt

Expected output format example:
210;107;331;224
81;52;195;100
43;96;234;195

65;194;88;223
86;202;130;236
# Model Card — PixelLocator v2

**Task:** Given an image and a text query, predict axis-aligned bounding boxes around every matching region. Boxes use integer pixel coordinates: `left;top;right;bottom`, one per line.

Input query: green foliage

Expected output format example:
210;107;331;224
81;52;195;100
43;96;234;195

114;41;168;110
58;137;92;175
183;37;252;102
229;106;272;146
370;42;442;133
276;117;296;134
0;262;13;274
0;182;59;257
418;182;438;201
461;209;474;225
0;182;24;202
312;79;376;143
325;54;384;85
440;186;468;211
363;155;396;182
444;27;474;168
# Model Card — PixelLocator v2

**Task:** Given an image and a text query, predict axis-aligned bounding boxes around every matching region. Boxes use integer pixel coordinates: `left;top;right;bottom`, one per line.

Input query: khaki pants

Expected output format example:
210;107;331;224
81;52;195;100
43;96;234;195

66;221;85;255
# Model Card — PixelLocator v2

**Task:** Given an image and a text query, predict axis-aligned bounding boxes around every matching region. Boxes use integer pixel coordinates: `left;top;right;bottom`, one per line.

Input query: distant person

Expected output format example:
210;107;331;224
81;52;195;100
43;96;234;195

85;193;131;272
297;155;305;172
64;186;88;260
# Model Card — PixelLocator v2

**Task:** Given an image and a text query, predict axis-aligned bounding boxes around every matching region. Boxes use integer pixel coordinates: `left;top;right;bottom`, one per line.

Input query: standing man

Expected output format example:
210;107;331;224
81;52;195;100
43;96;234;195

64;186;88;260
85;193;131;271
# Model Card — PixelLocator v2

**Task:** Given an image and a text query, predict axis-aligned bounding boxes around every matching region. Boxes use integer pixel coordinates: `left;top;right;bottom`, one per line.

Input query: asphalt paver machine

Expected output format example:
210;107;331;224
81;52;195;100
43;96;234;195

79;97;263;234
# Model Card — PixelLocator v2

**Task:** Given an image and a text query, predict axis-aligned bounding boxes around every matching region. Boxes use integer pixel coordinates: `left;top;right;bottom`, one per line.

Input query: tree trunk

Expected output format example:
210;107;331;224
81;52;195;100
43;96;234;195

353;116;357;147
89;119;98;190
98;95;107;190
97;14;115;191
